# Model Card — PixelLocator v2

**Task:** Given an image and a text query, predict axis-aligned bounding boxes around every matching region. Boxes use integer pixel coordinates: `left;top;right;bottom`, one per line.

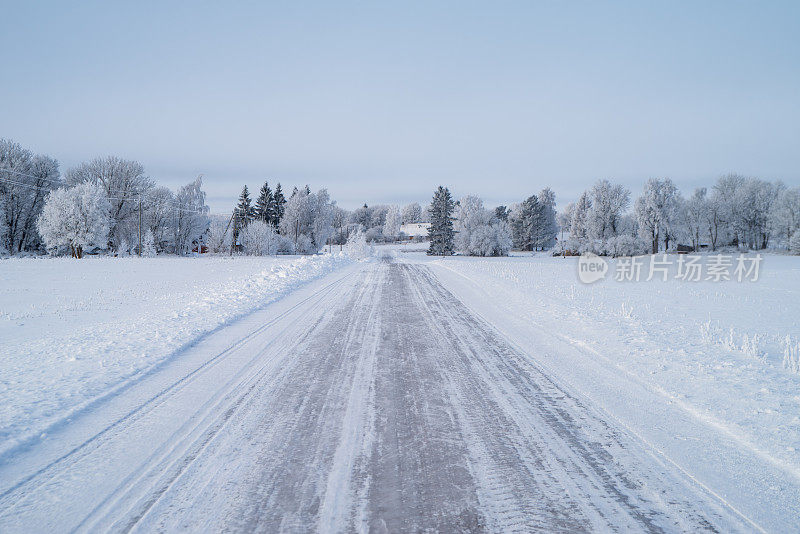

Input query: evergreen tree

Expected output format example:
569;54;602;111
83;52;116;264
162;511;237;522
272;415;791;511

236;185;256;227
494;205;509;221
273;183;286;226
510;195;544;251
427;186;455;256
255;181;275;224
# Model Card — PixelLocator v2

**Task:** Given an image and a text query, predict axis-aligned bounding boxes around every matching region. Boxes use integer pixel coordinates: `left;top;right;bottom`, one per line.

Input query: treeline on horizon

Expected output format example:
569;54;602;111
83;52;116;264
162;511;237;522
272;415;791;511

2;137;799;259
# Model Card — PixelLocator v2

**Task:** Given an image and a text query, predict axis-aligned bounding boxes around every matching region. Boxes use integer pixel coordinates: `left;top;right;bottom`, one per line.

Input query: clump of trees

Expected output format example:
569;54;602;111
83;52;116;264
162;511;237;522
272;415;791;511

508;188;558;252
561;174;800;256
224;182;337;256
0;139;210;258
454;195;512;256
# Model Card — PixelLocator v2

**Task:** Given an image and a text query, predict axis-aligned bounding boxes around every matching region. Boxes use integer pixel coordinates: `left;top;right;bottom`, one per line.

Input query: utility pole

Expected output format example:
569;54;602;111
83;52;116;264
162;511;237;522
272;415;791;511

230;209;239;255
138;196;143;256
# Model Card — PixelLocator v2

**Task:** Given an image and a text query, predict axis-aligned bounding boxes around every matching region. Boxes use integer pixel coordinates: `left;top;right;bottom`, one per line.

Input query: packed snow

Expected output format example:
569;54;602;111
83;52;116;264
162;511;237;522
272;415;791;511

0;253;352;459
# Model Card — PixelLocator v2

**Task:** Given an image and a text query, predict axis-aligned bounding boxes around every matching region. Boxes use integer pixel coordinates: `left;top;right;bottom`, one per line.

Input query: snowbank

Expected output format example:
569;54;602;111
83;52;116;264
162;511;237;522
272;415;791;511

0;253;352;457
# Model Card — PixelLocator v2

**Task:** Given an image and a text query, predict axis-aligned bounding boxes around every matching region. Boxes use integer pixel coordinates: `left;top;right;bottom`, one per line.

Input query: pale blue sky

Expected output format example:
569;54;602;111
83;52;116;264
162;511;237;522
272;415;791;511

1;1;798;213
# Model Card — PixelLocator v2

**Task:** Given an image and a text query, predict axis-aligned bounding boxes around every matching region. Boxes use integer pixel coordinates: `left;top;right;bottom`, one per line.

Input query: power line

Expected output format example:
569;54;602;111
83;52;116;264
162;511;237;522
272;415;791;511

0;167;206;211
0;174;208;214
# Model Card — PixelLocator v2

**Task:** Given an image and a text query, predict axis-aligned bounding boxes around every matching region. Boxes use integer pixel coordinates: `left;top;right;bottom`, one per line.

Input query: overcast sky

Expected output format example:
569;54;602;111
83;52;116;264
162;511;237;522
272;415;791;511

1;1;799;213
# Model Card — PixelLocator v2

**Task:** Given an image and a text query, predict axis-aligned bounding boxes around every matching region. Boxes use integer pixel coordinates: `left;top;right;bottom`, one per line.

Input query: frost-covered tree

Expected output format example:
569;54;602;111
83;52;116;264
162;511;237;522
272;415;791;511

350;204;371;230
273;183;286;226
0;139;62;254
427;186;455;256
144;186;175;252
348;203;391;241
65;156;153;251
369;205;390;230
206;215;233;253
710;174;781;250
494;205;509;222
383;204;402;241
0;202;7;254
173;177;209;254
603;234;648;257
772;187;800;248
37;182;111;258
536;188;558;250
702;192;727;251
469;221;513;256
344;227;373;259
455;196;492;250
236;185;256;227
331;206;350;246
682;188;708;252
790;232;800;255
310;189;335;250
739;178;781;249
240;220;279;255
587;179;630;241
254;181;275;225
634;178;680;254
455;196;512;256
279;187;336;253
420;202;433;223
280;187;312;247
142;229;156;257
401;202;422;224
711;174;745;247
570;191;592;240
509;195;545;251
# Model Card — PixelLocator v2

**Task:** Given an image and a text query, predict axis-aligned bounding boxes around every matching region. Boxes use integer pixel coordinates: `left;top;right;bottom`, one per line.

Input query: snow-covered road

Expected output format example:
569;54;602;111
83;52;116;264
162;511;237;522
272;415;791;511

0;259;756;532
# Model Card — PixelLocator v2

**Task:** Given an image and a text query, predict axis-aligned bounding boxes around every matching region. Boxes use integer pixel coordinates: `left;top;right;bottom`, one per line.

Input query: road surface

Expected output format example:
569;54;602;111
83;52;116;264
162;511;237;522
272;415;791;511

0;260;754;532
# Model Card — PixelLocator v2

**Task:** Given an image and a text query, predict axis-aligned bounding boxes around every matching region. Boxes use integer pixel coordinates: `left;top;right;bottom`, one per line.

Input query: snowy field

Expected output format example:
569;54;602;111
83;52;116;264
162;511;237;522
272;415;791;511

0;254;351;458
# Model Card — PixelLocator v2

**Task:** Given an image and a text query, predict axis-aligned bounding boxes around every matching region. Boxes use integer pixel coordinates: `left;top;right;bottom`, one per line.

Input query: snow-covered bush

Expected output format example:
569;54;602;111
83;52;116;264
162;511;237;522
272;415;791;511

294;234;314;254
37;182;111;258
790;232;800;255
276;235;295;255
469;221;513;256
604;235;649;257
239;221;279;256
344;228;373;259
